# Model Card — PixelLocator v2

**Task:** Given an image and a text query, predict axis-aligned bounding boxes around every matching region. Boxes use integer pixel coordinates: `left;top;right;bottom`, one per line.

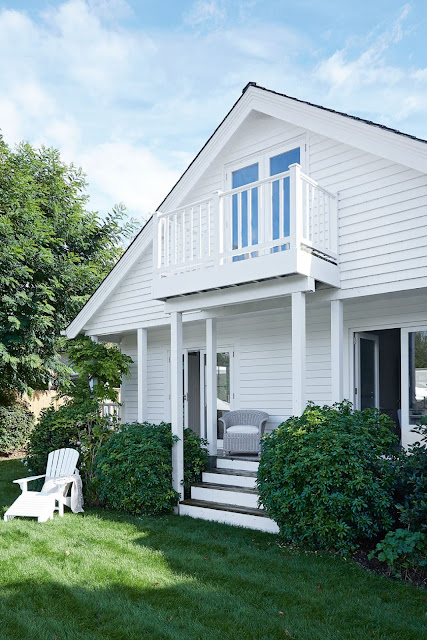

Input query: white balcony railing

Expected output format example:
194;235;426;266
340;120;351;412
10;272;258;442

154;164;338;279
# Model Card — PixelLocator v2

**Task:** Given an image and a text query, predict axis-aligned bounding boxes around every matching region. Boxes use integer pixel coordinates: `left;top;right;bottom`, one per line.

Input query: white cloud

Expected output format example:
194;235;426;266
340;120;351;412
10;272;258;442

184;0;226;27
0;0;427;227
78;142;181;219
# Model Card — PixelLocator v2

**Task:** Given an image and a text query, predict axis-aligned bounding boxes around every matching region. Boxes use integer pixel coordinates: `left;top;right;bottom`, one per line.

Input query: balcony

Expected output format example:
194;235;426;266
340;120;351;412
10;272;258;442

152;164;339;301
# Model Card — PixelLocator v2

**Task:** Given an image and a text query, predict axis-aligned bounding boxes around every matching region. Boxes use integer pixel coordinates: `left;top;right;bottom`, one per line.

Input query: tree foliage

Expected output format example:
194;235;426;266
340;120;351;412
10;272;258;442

0;135;136;396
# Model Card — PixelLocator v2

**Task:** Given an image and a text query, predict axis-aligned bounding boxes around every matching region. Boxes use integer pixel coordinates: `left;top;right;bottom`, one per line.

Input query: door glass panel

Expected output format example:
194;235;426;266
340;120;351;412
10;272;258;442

270;148;300;247
360;337;376;409
217;352;230;438
409;331;427;424
232;163;259;258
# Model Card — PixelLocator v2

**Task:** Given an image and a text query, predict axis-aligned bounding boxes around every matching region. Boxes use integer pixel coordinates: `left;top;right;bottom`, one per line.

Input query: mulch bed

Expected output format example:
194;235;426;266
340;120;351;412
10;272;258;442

353;548;427;589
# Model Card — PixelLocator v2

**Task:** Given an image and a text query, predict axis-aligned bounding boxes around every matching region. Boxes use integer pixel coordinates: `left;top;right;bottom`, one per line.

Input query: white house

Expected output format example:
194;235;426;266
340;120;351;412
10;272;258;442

66;83;427;532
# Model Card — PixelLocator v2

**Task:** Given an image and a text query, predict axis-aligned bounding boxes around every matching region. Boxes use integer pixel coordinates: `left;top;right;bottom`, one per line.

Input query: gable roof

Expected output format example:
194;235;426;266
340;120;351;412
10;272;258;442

66;83;427;338
158;82;427;212
160;82;427;212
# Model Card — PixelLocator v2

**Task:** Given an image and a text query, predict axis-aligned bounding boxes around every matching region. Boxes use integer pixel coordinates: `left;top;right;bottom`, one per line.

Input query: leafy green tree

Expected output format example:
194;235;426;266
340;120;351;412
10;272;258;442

0;135;137;397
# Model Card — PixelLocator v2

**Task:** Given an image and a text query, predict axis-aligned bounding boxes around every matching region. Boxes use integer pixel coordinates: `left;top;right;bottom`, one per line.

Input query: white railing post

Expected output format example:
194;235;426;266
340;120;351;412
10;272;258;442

289;163;303;251
152;213;159;271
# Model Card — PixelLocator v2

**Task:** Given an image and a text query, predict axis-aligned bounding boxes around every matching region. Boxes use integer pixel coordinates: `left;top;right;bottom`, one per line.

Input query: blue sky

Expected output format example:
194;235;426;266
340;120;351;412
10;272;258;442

0;1;426;224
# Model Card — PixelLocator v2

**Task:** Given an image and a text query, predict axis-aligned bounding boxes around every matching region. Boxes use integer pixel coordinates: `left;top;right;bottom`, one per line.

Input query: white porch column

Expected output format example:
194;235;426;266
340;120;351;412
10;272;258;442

137;328;148;423
171;312;184;499
291;291;306;416
330;300;344;404
206;318;217;456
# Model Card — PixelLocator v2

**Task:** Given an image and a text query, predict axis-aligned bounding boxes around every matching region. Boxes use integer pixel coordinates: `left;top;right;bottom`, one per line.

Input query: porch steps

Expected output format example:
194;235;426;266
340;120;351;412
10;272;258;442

191;482;259;509
202;469;257;489
179;457;279;534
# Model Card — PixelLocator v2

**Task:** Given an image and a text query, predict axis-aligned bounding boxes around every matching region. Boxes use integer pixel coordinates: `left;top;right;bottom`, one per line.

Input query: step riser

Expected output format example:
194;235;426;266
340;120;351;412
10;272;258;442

191;486;260;509
202;472;256;489
216;458;259;473
180;504;279;533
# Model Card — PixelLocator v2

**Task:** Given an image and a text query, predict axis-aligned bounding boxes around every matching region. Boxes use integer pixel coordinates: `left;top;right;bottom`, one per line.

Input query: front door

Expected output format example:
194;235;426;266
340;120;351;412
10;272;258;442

183;350;203;437
354;333;380;410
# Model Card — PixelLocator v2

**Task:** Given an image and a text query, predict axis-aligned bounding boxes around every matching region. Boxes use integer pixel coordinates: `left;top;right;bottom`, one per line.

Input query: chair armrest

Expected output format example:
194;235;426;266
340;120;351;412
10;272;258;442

260;418;268;436
13;474;46;492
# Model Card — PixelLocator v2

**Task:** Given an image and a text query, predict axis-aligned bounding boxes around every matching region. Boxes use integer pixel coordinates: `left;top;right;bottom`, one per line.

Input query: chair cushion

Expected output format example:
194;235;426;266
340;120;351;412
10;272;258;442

226;425;259;434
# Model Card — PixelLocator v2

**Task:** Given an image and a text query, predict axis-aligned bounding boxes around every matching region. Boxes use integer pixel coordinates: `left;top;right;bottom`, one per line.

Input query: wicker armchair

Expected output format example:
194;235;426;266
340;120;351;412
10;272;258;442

219;410;269;456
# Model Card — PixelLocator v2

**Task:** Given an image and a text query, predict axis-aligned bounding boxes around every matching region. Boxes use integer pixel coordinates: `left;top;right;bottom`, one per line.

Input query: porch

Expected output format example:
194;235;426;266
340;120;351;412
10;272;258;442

152;163;340;300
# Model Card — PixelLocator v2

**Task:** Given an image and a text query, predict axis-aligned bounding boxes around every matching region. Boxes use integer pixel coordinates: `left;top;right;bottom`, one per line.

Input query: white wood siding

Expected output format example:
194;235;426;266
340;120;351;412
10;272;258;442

84;241;167;335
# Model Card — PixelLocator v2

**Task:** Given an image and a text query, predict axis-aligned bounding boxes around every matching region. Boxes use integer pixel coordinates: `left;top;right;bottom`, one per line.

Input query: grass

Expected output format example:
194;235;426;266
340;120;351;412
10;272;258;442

1;458;427;640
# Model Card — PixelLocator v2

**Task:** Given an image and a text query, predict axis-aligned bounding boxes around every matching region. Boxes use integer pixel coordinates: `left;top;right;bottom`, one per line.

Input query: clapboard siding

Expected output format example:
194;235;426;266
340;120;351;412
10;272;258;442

120;333;138;423
84;241;167;335
177;115;427;297
121;304;331;432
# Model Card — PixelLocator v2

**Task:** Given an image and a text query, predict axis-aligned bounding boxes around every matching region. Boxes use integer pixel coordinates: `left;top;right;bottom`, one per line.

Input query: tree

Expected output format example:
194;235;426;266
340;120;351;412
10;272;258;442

0;135;137;397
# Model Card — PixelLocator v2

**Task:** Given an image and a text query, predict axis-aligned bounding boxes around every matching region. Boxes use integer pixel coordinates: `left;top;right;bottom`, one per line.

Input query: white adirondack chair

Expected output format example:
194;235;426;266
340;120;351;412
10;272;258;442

4;448;81;523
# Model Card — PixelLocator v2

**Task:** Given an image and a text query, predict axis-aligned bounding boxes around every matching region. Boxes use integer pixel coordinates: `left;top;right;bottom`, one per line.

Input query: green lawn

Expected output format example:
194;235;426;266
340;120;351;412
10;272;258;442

1;458;426;640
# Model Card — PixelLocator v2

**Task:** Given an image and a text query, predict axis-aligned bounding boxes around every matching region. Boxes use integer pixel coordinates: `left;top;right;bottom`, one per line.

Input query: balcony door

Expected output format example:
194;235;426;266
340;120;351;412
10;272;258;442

227;142;303;259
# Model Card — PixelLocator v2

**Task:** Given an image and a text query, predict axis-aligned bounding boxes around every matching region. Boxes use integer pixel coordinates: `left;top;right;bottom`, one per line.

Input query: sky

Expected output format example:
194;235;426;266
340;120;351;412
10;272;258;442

1;0;427;225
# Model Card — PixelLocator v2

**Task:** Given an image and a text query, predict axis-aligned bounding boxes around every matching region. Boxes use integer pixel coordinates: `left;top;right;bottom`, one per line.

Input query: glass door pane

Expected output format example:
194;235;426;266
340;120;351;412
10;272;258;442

232;163;259;259
355;333;379;410
409;331;427;424
270;147;300;249
360;338;376;409
217;352;230;438
203;350;232;439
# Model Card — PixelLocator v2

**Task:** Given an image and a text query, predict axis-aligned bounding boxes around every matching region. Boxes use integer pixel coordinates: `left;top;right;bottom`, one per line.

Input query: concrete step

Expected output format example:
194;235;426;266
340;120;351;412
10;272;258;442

191;482;260;509
179;499;279;534
202;468;257;489
216;457;259;473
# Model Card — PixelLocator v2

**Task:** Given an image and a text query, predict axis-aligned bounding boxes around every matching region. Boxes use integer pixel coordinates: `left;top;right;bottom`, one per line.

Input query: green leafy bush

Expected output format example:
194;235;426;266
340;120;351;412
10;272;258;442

369;529;427;578
93;422;179;515
0;403;34;454
25;398;99;474
395;423;427;533
258;402;398;553
183;427;208;497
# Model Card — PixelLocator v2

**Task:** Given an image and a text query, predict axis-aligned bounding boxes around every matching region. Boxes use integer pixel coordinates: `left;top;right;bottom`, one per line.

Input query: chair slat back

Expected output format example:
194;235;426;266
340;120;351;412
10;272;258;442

46;448;79;478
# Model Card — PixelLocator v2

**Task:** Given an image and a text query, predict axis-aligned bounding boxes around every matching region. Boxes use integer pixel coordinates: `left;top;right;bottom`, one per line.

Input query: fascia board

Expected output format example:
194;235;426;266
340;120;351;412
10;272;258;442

65;219;153;339
249;89;427;174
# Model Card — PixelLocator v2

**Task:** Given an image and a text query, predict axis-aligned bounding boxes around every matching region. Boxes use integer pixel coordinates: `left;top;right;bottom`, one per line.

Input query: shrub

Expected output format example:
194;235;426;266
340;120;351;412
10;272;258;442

258;401;398;553
369;529;427;579
395;423;427;533
93;422;179;515
183;427;208;497
25;398;99;474
0;402;34;454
